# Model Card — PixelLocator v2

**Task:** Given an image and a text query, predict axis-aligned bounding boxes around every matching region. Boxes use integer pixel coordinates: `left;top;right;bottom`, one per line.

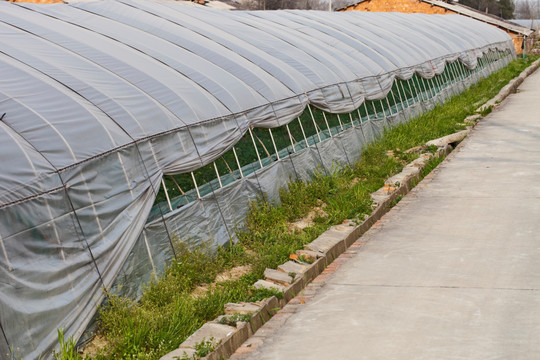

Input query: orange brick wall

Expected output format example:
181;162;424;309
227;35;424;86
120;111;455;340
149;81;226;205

342;0;456;14
340;0;524;54
511;35;524;53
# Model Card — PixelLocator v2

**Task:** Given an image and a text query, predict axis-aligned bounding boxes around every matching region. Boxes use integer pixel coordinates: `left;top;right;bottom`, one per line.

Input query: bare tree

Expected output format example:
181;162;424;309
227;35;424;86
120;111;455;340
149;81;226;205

515;0;540;18
239;0;335;10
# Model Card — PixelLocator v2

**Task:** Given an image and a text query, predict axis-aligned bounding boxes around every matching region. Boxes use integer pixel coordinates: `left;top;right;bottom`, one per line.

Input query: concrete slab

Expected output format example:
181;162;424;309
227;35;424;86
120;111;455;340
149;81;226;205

180;322;236;349
246;285;540;360
263;269;292;286
159;347;197;360
234;66;540;359
224;302;261;315
253;280;286;292
296;249;324;262
277;261;309;275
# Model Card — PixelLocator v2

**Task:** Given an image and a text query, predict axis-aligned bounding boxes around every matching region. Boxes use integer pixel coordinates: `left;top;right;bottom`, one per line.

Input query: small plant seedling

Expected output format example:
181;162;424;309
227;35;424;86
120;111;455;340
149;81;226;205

391;194;404;207
194;337;218;358
52;329;82;360
297;254;313;264
218;313;253;326
249;286;284;301
288;272;297;281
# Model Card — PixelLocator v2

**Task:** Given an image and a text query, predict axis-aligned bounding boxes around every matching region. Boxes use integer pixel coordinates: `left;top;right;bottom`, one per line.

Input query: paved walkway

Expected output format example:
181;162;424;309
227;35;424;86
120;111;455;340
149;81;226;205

231;69;540;359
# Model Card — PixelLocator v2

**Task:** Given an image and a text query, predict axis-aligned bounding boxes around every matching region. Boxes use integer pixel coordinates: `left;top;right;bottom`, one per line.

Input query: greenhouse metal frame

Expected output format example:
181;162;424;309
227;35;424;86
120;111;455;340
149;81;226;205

0;0;515;357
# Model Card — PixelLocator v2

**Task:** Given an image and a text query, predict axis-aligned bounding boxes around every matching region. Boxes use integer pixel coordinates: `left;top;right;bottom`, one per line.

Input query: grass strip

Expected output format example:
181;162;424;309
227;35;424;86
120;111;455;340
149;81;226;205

70;56;536;360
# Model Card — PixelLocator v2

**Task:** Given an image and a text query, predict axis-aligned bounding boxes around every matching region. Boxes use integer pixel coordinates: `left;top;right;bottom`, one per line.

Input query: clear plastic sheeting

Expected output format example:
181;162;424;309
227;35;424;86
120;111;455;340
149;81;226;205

0;0;515;357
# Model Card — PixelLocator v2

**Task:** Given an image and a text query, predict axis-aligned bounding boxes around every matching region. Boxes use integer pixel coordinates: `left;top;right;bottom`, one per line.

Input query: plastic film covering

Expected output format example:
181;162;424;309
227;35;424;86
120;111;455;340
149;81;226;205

0;0;515;357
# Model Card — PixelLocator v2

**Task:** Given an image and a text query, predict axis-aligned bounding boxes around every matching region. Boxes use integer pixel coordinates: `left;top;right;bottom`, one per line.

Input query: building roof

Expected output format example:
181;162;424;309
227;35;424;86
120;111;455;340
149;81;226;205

510;19;540;30
336;0;534;36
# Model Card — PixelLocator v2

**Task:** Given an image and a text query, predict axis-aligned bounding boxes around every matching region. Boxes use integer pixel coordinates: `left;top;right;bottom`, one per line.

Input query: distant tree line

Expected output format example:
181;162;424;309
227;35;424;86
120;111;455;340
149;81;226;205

239;0;348;11
240;0;314;10
514;0;540;18
237;0;537;20
459;0;515;19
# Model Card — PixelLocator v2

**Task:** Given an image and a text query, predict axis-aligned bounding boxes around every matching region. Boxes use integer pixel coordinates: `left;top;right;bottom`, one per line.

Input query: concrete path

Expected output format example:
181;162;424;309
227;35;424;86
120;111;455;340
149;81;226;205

232;69;540;359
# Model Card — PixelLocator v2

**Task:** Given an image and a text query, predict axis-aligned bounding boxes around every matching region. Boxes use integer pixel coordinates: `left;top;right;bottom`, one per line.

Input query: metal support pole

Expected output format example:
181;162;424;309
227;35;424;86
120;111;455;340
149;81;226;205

190;172;201;198
452;62;461;85
161;178;173;211
405;79;416;105
336;114;344;131
322;112;333;137
430;78;439;103
395;80;405;110
449;62;461;91
307;105;322;143
371;102;379;119
297;117;309;147
356;108;363;124
286;124;296;153
232;146;244;177
433;75;441;98
364;101;372;121
357;105;368;144
143;232;156;272
268;128;280;160
169;175;185;195
400;81;412;107
457;62;467;82
390;83;405;111
213;162;223;188
420;77;432;100
389;87;399;112
410;76;424;104
385;97;394;116
441;66;450;88
379;100;389;121
248;127;263;169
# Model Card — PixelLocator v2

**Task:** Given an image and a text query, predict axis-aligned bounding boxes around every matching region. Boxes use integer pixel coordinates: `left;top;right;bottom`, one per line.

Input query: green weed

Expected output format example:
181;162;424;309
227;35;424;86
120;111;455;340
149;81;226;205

52;329;82;360
218;313;253;327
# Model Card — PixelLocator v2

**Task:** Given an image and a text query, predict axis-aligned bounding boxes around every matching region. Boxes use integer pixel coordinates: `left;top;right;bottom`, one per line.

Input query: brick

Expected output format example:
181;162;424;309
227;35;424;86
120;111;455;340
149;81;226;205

253;279;286;292
224;302;262;315
304;227;348;253
426;129;470;147
264;268;293;286
159;348;197;360
277;261;309;276
180;322;236;349
296;249;324;262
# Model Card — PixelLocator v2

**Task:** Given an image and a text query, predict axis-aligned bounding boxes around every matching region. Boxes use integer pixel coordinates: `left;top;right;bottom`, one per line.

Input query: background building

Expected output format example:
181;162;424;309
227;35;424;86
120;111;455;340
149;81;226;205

337;0;534;54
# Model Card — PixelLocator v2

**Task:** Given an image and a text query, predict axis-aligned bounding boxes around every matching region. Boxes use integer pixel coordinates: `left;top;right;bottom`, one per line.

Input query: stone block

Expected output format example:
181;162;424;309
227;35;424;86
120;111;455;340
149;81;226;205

264;268;293;286
277;261;309;276
159;347;197;360
426;129;470;147
370;189;391;207
464;114;482;124
253;279;286;292
305;228;347;253
436;144;453;157
180;322;236;349
224;302;261;315
207;322;250;360
296;249;324;262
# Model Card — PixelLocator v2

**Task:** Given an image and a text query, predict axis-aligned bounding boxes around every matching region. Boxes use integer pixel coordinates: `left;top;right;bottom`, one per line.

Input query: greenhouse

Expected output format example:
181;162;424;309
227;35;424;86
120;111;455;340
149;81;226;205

0;0;515;357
